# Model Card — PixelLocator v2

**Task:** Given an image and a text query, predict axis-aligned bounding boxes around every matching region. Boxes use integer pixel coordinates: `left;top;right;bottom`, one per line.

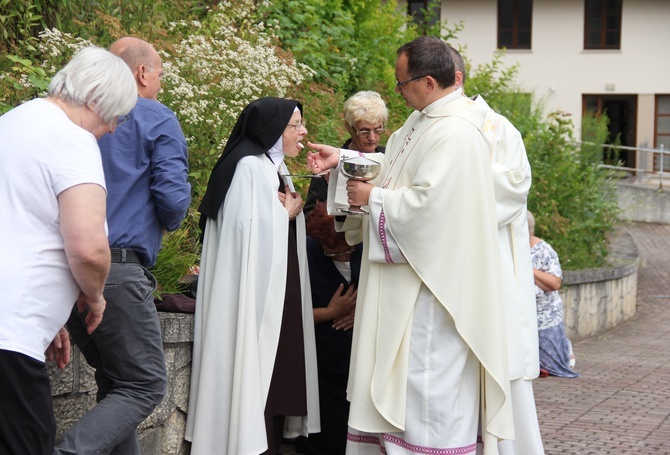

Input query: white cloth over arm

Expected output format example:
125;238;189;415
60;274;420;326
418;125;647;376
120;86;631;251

476;95;539;380
474;95;544;455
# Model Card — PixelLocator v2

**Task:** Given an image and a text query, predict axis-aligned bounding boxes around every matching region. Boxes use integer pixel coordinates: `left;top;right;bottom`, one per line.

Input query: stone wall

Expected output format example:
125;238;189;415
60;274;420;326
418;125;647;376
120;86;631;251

49;229;639;453
559;228;639;342
616;179;670;224
48;312;194;455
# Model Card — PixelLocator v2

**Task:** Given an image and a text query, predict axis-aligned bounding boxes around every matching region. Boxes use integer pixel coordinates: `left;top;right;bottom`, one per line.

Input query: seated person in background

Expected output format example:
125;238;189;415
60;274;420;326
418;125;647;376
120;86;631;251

528;211;579;378
295;201;362;455
303;90;387;219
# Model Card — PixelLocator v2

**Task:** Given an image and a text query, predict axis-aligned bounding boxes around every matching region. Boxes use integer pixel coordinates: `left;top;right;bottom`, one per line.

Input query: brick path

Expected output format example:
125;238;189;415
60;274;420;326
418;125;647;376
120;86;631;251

282;222;670;454
534;222;670;454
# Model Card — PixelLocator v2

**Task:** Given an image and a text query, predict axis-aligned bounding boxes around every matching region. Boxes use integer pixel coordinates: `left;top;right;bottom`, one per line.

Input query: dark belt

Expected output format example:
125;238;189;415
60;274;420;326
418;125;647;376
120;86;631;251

110;248;143;265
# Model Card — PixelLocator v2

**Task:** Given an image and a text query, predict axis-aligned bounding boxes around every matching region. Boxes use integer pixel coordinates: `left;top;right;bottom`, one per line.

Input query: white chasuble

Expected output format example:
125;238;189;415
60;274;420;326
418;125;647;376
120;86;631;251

331;93;514;455
474;96;544;455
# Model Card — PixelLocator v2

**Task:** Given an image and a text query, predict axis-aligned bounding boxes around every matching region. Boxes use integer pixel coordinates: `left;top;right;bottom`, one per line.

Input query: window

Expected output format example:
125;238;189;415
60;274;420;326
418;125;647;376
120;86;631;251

408;0;441;31
583;94;637;167
498;0;533;49
655;96;670;151
584;0;622;49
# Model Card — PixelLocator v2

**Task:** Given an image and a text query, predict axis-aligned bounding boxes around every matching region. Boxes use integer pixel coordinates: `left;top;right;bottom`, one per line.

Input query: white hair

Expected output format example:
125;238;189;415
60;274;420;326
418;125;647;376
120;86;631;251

343;91;388;128
48;46;137;124
527;210;536;236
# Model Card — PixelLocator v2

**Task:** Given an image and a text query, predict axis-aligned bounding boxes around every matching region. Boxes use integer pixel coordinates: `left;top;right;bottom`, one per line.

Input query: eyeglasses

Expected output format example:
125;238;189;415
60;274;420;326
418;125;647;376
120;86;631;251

353;126;386;137
286;119;307;131
395;74;428;89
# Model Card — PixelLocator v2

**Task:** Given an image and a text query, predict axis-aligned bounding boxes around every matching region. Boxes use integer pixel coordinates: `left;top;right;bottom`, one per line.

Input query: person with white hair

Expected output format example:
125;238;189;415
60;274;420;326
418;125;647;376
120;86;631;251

0;45;137;455
54;37;191;455
303;90;388;219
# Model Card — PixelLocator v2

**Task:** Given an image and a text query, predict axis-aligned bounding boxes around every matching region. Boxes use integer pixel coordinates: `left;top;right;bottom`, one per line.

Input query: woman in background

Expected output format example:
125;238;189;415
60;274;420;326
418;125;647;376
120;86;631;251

528;211;579;378
296;202;362;455
303;90;387;219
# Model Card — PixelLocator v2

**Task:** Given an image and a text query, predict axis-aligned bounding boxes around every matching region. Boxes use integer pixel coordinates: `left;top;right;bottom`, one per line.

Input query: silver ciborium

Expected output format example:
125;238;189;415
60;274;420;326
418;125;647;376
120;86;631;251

339;156;381;215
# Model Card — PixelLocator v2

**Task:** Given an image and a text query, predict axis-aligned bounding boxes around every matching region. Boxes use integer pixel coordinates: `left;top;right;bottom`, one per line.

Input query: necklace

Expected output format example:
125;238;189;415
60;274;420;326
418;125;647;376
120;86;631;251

323;247;356;258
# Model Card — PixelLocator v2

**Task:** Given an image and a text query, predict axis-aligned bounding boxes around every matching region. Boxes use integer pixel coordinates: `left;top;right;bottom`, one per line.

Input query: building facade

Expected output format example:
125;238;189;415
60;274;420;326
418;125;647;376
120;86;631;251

404;0;670;170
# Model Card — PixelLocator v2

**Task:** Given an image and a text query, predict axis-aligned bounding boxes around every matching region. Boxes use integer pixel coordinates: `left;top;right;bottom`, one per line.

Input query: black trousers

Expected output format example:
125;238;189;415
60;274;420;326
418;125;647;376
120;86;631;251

0;349;55;455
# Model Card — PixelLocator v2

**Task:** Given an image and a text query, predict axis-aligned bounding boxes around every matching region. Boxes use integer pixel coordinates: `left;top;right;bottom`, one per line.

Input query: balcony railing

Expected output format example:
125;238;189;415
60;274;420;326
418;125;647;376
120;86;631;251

580;142;669;189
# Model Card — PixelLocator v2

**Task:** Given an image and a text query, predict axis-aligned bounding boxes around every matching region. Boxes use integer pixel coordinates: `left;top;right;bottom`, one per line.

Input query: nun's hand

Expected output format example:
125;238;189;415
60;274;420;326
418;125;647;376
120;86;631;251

281;186;303;220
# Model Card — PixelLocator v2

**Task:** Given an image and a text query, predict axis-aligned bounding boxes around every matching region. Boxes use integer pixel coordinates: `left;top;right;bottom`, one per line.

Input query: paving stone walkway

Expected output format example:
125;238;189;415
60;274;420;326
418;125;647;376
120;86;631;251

534;222;670;454
282;222;670;454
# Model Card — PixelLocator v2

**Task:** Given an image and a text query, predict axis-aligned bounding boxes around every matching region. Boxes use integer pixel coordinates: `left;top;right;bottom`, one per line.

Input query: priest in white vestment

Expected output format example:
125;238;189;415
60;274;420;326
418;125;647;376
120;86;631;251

448;46;544;455
475;95;545;455
186;98;320;455
308;36;514;455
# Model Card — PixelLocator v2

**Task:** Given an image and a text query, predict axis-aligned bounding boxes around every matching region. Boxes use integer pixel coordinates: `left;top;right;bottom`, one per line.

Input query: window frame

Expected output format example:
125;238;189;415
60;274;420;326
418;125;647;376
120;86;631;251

655;95;670;151
584;0;623;50
497;0;533;50
407;0;441;30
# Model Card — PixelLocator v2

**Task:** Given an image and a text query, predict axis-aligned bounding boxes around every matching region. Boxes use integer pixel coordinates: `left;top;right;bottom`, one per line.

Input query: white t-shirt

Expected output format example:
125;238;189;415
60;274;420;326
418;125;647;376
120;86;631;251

0;98;106;362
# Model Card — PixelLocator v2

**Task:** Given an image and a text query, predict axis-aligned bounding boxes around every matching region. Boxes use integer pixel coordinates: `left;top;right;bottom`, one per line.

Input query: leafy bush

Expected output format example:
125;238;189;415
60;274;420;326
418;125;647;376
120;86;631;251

465;52;619;269
525;113;619;269
159;4;313;203
0;0;620;284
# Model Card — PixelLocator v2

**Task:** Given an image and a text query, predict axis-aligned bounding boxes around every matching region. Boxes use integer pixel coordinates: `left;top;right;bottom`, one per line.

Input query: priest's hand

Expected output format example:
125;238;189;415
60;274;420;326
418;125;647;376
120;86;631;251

346;179;373;207
306;142;340;174
280;186;303;220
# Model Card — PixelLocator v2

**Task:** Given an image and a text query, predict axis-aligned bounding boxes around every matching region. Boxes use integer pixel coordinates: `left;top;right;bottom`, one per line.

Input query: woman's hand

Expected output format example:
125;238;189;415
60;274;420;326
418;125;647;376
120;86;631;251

306;142;340;174
313;283;357;327
533;268;562;292
278;186;303;220
333;308;355;331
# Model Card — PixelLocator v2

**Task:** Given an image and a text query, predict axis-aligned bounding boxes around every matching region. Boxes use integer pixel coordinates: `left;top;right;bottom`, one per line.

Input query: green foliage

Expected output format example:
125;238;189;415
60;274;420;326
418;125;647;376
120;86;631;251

261;0;417;129
0;0;213;59
0;0;42;54
150;226;200;298
464;50;619;269
158;1;313;204
0;0;621;282
525;112;620;269
0;54;48;114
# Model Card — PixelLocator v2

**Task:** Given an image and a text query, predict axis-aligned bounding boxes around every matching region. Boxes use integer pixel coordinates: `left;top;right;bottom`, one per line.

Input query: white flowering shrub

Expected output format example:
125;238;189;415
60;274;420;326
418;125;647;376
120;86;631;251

0;1;316;291
160;1;315;201
0;29;94;113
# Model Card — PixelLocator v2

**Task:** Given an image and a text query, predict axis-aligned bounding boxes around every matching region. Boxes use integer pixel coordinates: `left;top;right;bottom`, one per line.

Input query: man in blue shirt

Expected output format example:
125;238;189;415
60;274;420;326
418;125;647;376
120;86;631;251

55;37;191;455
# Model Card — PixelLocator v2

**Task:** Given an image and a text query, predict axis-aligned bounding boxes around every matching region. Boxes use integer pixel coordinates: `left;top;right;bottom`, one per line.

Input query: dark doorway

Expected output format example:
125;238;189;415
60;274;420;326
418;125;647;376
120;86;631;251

583;94;637;167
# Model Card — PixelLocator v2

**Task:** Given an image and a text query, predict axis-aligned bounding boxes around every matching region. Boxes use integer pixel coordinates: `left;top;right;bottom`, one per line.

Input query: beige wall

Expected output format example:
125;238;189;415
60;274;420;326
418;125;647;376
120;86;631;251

440;0;670;142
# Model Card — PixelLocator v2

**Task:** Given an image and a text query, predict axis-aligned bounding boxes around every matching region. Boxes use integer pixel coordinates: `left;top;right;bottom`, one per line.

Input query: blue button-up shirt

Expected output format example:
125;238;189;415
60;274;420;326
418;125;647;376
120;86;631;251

99;97;191;267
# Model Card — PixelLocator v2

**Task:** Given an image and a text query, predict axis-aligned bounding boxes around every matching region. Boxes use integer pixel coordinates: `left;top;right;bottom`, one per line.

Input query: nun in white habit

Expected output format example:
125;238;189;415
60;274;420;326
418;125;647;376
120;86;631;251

186;97;320;455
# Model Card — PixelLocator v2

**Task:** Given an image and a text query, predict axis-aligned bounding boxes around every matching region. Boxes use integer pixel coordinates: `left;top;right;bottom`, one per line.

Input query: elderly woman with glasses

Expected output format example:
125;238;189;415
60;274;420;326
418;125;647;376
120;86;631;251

186;97;320;455
303;90;388;219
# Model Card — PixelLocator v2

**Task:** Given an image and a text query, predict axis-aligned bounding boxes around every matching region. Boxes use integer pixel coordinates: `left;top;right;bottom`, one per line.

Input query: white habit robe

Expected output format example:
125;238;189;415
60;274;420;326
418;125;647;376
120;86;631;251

474;95;544;455
330;91;514;455
185;154;320;455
